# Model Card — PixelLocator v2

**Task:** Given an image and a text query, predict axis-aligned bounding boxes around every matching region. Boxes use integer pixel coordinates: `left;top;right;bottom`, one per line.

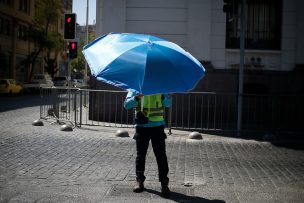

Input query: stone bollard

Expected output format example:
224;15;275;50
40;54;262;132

60;124;73;131
32;120;44;126
115;129;129;137
188;131;203;140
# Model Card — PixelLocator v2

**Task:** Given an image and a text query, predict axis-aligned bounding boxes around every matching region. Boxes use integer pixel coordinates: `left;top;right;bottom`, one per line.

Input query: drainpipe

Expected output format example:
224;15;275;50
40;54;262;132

237;0;246;136
10;18;17;79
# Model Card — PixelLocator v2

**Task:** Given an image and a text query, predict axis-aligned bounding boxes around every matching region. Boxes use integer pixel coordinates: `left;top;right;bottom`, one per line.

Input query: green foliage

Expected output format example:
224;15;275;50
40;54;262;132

45;33;63;51
70;33;95;76
35;0;61;29
70;38;86;74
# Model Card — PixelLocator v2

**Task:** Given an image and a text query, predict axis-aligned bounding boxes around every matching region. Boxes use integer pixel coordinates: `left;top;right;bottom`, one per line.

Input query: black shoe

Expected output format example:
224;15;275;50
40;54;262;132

161;183;170;196
133;181;145;193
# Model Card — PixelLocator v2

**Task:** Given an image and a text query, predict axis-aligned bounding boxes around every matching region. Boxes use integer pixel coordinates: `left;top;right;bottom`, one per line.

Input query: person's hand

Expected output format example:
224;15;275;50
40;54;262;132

135;94;144;100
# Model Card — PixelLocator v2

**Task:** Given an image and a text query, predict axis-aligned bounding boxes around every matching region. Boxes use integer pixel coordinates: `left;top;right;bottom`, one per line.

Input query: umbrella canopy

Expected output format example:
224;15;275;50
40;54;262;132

83;33;205;95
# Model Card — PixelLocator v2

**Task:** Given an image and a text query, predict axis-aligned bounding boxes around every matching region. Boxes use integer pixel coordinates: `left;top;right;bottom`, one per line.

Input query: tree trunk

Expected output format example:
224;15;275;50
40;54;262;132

27;20;50;80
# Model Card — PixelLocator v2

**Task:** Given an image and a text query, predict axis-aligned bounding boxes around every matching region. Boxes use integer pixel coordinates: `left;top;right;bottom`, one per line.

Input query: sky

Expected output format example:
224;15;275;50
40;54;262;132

72;0;96;25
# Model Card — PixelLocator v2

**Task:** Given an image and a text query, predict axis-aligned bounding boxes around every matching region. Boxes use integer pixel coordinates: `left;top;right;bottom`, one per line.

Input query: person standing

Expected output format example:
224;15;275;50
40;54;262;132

124;91;171;195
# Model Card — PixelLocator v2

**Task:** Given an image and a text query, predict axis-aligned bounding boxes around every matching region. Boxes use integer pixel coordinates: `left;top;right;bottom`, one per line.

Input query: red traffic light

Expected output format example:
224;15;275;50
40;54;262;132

64;13;76;39
69;42;77;59
71;42;76;49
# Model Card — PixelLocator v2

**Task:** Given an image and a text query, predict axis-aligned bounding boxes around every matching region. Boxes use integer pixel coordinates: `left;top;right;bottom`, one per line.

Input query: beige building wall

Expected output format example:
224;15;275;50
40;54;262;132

96;0;303;72
0;0;36;81
0;0;72;82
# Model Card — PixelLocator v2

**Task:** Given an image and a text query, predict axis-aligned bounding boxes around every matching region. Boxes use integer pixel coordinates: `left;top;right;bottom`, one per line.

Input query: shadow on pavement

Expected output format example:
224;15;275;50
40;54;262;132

0;94;41;112
145;188;225;203
271;132;304;150
239;131;304;150
193;129;304;150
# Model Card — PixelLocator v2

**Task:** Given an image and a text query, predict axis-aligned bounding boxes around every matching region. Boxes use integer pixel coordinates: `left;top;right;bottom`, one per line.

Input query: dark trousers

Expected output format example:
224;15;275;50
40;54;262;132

134;125;169;184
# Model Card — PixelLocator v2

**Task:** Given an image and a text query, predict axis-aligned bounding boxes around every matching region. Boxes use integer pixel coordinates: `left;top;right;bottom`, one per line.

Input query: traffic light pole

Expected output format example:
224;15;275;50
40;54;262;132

84;0;89;87
82;0;89;108
68;57;71;86
237;0;245;136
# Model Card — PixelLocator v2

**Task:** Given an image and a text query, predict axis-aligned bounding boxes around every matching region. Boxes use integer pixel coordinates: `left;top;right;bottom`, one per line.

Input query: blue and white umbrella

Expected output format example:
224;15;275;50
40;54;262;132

83;33;205;95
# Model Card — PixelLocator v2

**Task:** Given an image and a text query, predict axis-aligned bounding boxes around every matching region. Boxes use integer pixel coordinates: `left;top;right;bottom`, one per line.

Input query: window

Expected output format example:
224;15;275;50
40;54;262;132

226;0;282;50
17;24;28;40
0;17;10;36
0;51;9;75
0;0;12;6
19;0;28;13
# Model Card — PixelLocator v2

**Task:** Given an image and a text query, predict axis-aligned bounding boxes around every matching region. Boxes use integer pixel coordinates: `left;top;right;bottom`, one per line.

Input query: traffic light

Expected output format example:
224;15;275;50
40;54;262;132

223;0;234;13
69;41;77;59
64;13;76;39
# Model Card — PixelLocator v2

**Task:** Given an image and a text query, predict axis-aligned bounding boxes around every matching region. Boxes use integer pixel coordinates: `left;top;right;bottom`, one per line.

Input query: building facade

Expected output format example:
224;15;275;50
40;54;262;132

95;0;304;94
0;0;72;82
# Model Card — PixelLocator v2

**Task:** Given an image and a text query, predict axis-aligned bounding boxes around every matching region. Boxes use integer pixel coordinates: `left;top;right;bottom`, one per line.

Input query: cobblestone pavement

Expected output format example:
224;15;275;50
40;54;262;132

0;104;304;202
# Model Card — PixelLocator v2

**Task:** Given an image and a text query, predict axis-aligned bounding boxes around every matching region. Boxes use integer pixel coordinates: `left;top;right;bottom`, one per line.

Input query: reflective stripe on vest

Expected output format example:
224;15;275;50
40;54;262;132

136;94;164;122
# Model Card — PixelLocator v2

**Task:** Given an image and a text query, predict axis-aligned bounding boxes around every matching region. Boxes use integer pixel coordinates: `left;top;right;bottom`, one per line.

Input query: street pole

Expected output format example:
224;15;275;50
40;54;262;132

83;0;89;107
68;57;71;83
237;0;245;136
85;0;89;85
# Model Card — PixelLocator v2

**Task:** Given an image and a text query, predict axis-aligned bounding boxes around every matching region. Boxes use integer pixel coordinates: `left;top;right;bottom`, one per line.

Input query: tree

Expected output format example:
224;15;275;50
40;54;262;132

70;31;95;78
44;33;63;78
23;0;62;81
44;57;58;78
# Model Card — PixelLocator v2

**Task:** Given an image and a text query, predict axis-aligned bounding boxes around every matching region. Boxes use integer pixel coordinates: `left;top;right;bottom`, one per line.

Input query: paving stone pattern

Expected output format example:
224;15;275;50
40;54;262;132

0;105;304;202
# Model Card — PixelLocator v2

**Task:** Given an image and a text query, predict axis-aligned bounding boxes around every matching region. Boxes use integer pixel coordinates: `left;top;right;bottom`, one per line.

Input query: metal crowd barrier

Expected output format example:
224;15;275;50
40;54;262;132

40;87;133;128
40;87;81;126
40;87;304;135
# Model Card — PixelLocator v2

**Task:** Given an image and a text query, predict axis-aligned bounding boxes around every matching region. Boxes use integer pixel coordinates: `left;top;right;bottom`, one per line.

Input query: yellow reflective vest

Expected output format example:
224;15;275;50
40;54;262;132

136;94;164;122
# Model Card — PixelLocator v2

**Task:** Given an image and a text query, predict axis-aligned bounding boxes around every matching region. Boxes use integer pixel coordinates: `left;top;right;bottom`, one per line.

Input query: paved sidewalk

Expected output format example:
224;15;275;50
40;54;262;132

0;105;304;202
